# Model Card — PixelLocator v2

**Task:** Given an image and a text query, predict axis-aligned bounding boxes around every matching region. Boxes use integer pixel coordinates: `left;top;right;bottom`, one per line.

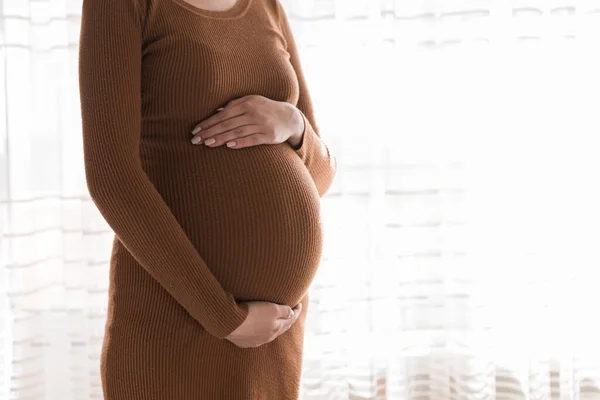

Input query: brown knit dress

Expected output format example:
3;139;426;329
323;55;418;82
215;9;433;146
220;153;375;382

78;0;336;398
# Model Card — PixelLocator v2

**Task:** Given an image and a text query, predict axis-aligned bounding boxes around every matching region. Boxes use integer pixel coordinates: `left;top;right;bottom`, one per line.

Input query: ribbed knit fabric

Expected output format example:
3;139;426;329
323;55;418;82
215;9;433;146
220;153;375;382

78;0;336;398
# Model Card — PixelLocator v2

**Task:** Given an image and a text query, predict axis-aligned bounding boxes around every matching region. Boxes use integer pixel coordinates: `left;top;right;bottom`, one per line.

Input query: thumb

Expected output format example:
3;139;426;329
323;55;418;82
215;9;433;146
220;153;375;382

275;304;294;319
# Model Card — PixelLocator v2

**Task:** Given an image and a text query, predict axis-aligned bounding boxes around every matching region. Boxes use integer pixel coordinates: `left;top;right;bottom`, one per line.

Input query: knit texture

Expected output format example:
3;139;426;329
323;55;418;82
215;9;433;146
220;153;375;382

78;0;336;398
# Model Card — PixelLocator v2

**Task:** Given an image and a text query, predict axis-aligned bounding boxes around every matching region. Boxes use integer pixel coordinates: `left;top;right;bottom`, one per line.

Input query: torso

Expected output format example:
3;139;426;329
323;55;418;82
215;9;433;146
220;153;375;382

100;2;319;398
126;0;322;307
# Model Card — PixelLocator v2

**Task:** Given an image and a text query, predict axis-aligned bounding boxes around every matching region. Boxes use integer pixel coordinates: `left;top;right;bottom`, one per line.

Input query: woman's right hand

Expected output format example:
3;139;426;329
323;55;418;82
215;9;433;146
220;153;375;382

225;301;302;348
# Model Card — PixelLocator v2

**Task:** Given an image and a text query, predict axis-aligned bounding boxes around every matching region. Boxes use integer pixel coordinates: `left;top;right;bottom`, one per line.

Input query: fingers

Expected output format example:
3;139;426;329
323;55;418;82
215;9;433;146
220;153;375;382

193;95;262;134
191;95;275;149
225;134;267;149
274;303;302;338
203;127;262;148
191;105;246;137
291;302;302;323
191;95;266;142
275;304;295;319
226;302;303;348
191;113;253;144
284;303;302;331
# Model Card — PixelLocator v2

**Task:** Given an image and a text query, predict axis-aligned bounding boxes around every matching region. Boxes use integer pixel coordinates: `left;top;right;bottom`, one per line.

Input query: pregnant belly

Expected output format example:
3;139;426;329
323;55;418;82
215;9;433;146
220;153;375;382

142;141;323;306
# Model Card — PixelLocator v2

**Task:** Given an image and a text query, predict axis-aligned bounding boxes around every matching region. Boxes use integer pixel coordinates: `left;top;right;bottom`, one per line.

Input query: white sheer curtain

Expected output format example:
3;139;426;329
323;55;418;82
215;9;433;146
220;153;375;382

2;0;600;399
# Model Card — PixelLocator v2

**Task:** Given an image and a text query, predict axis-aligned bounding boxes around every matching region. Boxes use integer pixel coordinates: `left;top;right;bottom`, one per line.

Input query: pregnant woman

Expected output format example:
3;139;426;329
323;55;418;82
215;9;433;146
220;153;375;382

78;0;336;398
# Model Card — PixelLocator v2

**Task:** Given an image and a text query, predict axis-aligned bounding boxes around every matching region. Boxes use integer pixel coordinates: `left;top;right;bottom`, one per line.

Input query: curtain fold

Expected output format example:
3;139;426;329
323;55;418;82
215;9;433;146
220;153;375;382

2;0;600;399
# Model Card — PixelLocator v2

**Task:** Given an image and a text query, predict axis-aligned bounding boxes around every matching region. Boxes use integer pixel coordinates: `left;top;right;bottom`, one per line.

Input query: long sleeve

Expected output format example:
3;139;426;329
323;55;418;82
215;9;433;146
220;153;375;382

277;2;337;197
78;0;247;339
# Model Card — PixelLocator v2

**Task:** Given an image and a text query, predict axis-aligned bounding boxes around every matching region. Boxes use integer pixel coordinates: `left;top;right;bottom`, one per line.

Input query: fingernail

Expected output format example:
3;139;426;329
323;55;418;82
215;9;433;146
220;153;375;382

204;138;216;146
191;135;202;145
226;141;236;148
192;126;202;135
216;107;225;112
289;310;294;318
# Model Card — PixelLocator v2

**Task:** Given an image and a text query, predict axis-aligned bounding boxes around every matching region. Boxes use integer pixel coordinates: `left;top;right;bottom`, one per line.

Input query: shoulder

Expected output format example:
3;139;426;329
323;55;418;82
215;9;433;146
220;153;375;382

259;0;287;20
259;0;293;31
81;0;153;22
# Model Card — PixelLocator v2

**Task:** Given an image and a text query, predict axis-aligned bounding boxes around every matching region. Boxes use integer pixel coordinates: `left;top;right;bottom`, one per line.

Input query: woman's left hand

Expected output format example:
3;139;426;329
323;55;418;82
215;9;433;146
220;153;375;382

191;95;304;150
